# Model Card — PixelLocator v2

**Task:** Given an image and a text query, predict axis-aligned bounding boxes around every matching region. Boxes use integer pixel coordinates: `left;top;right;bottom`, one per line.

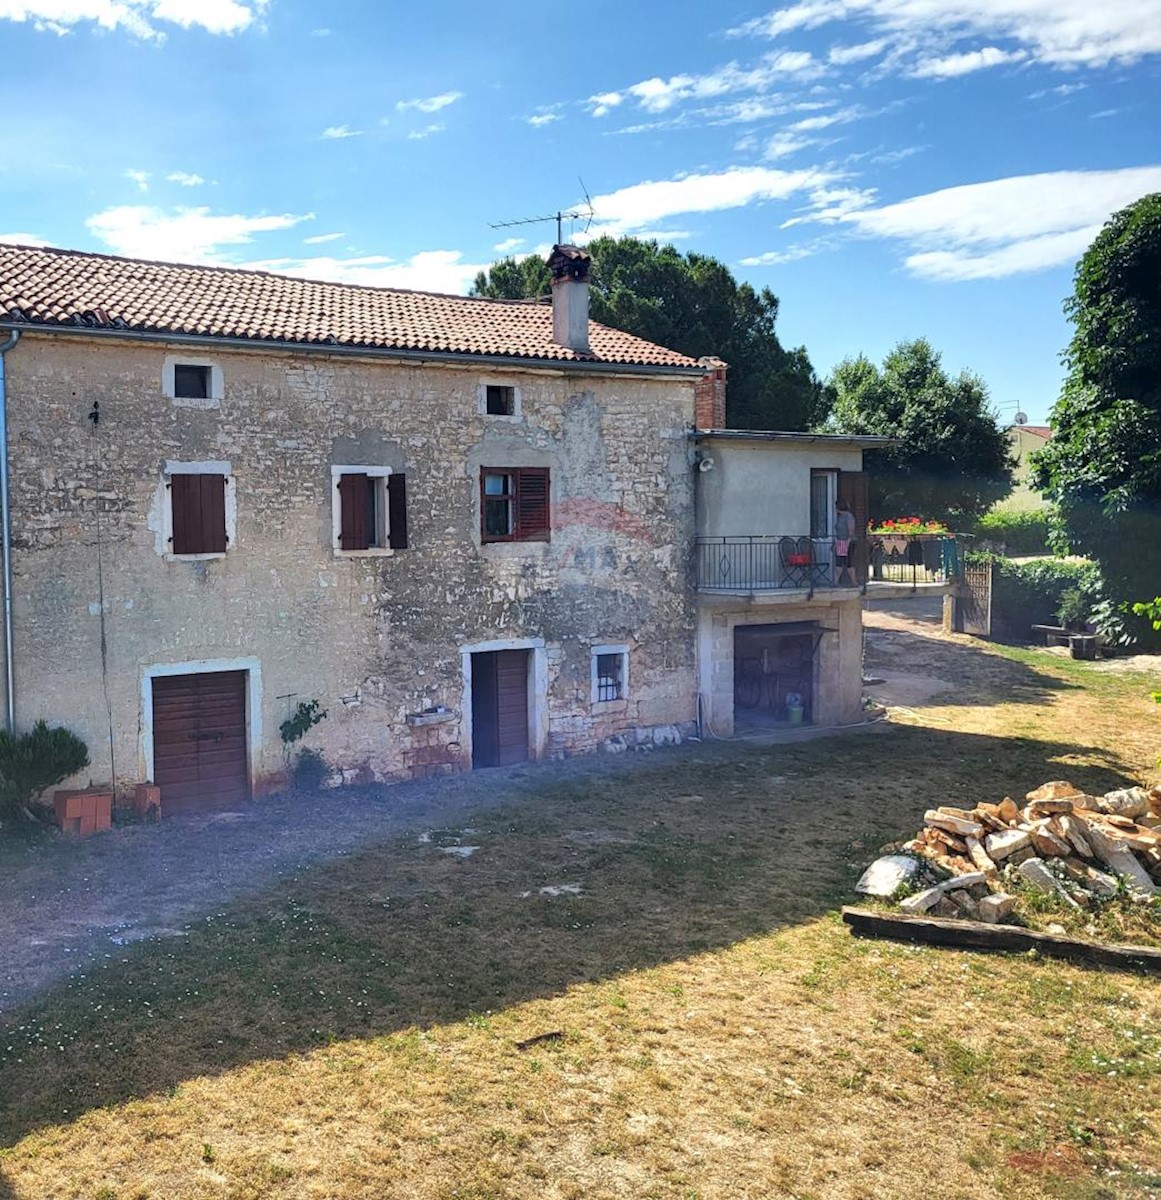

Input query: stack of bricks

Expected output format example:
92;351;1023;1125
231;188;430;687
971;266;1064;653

53;787;113;836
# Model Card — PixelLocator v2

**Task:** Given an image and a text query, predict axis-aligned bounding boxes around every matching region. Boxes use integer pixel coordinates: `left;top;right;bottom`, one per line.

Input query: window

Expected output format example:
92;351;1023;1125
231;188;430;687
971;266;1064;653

485;384;516;416
591;644;630;706
170;472;228;555
334;468;408;553
480;467;550;543
810;469;837;538
173;363;211;400
477;380;521;419
596;653;623;701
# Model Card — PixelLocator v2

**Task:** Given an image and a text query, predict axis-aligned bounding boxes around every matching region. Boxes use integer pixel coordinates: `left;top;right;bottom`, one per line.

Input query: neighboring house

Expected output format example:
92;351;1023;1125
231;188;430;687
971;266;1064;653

691;414;891;737
0;240;899;813
1004;423;1052;511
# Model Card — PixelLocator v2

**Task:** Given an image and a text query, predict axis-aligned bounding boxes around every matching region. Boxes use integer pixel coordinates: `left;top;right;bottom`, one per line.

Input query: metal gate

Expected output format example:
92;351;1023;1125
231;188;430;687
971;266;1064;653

960;560;992;636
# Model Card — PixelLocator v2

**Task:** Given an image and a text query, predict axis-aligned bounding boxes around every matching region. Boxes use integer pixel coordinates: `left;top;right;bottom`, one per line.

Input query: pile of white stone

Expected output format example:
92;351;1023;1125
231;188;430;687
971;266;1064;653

856;781;1161;923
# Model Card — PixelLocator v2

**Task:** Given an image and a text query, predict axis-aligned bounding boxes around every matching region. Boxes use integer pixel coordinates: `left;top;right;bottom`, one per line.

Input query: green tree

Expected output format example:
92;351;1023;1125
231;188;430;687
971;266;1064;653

1032;194;1161;642
471;237;830;431
828;339;1013;524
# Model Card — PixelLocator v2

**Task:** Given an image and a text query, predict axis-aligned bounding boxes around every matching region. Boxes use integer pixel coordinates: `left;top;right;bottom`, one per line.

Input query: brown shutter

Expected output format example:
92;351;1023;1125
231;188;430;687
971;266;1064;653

838;470;869;583
199;473;227;553
338;472;369;551
170;474;198;554
515;467;550;541
387;473;408;549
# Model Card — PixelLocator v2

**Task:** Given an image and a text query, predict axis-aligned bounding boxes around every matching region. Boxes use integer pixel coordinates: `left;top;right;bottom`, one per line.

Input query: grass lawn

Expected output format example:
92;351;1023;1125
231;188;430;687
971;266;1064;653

1;620;1160;1199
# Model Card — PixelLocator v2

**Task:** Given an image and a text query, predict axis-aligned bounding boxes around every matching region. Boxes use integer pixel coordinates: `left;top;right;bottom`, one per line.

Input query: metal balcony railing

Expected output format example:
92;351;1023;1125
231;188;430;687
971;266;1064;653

696;535;852;592
695;533;965;592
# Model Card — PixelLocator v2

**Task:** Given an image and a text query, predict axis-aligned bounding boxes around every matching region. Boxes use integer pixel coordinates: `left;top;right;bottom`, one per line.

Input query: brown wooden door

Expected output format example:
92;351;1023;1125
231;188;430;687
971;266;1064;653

152;671;250;812
471;650;529;768
838;470;870;584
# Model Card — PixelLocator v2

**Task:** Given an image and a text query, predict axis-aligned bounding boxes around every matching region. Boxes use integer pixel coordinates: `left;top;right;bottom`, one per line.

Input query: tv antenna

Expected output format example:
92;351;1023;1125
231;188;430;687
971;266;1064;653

490;178;595;245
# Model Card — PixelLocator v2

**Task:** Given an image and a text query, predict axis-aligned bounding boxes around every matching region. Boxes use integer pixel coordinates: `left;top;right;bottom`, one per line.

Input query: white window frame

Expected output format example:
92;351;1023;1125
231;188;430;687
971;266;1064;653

163;355;224;408
591;643;630;707
157;459;236;562
476;378;522;421
331;464;395;558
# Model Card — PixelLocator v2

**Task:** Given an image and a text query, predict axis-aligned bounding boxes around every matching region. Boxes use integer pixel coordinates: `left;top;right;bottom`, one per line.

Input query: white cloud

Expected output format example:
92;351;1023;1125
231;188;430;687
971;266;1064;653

588;165;837;237
912;46;1026;78
396;91;463;114
0;231;51;247
601;52;823;117
764;131;815;159
243;250;487;294
818;165;1161;280
321;124;362;139
166;170;205;186
827;38;885;63
85;204;309;262
739;241;826;265
526;111;562;127
407;124;445;140
0;0;266;39
303;231;345;244
731;0;1161;70
126;168;150;192
493;237;524;253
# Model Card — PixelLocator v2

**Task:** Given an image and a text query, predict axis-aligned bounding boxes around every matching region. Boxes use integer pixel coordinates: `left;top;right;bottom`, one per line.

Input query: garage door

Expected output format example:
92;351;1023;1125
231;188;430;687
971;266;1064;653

152;670;250;812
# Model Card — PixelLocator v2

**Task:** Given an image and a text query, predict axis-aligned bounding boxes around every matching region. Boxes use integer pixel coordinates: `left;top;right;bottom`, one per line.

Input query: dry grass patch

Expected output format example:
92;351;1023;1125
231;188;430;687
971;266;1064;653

2;620;1160;1199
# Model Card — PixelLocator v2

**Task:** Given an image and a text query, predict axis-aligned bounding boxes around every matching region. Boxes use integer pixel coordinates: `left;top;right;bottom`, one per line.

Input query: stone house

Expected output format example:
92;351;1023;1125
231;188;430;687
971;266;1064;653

0;240;886;813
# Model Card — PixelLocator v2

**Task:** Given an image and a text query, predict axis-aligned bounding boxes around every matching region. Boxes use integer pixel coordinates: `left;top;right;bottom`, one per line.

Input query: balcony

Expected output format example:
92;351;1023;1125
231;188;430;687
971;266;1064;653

695;533;963;597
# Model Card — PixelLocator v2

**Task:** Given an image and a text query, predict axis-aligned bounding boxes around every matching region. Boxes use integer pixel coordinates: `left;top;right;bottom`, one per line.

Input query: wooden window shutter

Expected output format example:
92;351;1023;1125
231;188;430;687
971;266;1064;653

515;467;550;541
338;472;369;551
387;473;408;549
170;473;226;554
199;473;228;553
838;470;870;581
170;474;198;554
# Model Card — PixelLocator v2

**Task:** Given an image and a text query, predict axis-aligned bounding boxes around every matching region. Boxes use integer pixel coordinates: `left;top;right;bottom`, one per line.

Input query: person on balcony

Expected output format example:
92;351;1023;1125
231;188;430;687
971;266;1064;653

835;500;857;587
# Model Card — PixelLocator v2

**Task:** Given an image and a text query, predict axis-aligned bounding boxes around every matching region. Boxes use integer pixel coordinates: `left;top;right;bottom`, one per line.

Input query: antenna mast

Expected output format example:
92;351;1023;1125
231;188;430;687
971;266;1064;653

490;181;595;245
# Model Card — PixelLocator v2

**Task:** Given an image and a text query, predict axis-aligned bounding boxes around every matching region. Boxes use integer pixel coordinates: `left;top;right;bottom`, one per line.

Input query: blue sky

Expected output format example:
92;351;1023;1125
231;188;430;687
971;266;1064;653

1;0;1159;424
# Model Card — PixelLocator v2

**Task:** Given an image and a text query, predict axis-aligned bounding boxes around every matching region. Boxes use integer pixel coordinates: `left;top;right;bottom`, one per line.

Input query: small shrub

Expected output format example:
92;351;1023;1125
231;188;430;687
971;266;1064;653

972;508;1055;556
279;699;327;745
1056;587;1089;630
0;720;89;822
291;747;330;791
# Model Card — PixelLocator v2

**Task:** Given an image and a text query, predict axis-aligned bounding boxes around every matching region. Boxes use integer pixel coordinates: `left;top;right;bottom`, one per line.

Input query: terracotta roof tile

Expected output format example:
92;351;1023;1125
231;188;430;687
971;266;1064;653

0;243;701;371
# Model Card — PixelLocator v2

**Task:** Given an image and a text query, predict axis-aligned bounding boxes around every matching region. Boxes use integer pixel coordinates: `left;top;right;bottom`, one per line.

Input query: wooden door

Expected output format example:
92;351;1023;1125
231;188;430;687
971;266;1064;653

471;650;529;768
838;470;870;583
152;671;250;812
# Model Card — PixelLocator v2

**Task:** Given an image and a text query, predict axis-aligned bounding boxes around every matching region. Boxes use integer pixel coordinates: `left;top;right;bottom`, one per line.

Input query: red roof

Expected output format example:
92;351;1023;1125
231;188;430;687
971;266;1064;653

1013;424;1052;439
0;243;701;371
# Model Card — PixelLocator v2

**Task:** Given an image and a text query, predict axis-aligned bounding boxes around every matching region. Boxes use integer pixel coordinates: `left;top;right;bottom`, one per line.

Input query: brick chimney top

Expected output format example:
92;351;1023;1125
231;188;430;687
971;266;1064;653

547;244;591;281
695;356;728;430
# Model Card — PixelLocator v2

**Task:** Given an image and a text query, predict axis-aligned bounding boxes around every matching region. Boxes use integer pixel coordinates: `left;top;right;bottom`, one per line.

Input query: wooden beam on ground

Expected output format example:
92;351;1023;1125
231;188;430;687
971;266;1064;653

841;906;1161;975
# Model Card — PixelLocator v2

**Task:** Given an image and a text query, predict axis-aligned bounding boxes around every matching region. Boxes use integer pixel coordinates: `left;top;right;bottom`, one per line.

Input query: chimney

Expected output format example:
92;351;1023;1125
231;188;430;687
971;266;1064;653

694;356;728;430
547;244;591;355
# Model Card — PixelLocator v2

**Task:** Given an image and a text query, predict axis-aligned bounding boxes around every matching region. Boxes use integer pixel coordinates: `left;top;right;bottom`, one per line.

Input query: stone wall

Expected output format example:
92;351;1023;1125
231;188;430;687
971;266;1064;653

3;333;699;793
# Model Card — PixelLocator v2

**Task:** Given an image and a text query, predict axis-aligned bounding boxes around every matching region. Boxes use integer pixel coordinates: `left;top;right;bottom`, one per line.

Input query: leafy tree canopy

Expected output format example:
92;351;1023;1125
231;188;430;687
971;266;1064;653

1031;193;1161;632
471;237;831;431
828;338;1014;524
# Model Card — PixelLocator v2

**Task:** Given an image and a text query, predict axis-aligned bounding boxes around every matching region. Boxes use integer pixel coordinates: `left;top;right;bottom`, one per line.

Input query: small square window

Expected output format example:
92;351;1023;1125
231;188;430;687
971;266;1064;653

596;653;624;702
335;469;408;553
485;384;516;416
173;364;211;400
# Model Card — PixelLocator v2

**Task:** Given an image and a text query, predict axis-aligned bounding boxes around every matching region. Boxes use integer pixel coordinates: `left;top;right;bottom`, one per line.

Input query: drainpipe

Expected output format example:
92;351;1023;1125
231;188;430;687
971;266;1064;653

0;329;20;733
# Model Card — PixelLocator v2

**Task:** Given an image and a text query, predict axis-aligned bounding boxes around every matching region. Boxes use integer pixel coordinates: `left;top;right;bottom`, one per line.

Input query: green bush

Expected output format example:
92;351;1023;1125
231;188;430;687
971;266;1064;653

968;553;1101;641
0;720;90;822
972;509;1054;556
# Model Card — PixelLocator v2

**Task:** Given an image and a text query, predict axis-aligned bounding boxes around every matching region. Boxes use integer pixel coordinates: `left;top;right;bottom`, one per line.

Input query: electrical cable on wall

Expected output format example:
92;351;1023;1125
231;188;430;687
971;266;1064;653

89;400;117;805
